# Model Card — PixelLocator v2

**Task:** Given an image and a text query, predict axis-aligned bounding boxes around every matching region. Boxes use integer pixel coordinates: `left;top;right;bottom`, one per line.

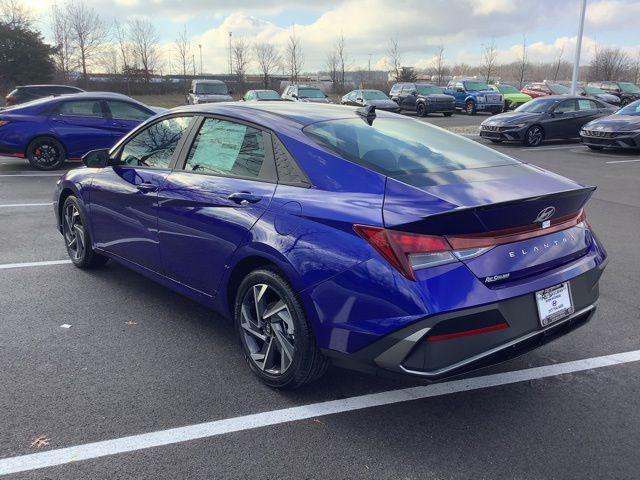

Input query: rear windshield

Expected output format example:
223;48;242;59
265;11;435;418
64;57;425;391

298;88;326;99
256;90;280;99
496;84;519;94
303;117;518;176
584;86;605;95
195;83;228;95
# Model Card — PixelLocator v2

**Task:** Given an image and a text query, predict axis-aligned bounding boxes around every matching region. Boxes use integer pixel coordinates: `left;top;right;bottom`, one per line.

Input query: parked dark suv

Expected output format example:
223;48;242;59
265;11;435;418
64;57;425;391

389;83;455;116
587;81;640;106
5;85;84;106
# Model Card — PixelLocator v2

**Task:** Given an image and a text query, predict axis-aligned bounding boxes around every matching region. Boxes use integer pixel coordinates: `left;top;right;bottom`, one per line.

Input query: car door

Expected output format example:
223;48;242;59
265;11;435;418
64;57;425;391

453;82;466;106
104;100;155;142
89;115;194;273
545;99;579;139
157;116;277;296
48;99;114;158
400;85;417;111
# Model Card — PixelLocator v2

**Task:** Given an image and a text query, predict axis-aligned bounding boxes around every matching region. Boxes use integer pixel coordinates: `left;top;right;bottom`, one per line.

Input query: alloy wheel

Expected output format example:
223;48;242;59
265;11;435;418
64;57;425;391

32;142;60;168
63;203;86;261
240;283;296;375
526;126;543;146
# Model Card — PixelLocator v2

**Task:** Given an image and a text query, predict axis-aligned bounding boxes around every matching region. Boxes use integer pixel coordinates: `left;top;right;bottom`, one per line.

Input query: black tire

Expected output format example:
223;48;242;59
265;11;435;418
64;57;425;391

587;145;604;150
26;137;66;170
465;100;476;115
443;112;453;117
620;98;630;106
416;103;427;117
62;196;108;269
235;268;329;389
523;125;544;147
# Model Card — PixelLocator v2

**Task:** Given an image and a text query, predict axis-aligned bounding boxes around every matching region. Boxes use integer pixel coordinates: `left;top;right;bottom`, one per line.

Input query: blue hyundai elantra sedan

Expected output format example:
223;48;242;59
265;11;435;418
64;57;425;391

53;102;607;389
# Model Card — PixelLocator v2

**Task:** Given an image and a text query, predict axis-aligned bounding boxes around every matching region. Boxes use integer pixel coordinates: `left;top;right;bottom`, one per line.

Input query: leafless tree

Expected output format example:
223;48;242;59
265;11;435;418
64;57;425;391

589;44;631;81
0;0;33;28
174;25;192;90
112;20;134;93
232;36;250;87
253;43;281;89
632;50;640;84
386;35;402;81
480;39;498;83
285;27;304;84
50;4;75;81
552;44;565;81
325;51;339;90
129;18;161;84
66;1;106;84
335;33;348;90
517;35;528;88
434;43;446;86
451;62;471;77
98;44;119;75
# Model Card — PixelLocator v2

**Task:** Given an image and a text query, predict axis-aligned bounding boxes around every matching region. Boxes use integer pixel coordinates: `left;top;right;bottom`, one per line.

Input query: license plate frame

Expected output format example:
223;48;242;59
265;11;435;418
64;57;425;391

535;282;574;327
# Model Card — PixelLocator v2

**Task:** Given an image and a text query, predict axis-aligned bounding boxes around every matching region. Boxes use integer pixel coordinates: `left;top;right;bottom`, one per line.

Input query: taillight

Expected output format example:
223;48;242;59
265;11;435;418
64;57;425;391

5;95;16;103
353;225;488;280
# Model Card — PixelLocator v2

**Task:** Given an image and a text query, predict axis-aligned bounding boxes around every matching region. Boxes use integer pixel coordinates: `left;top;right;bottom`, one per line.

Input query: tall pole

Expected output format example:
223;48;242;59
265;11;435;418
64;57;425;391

198;44;203;75
571;0;587;95
368;53;372;86
228;32;233;76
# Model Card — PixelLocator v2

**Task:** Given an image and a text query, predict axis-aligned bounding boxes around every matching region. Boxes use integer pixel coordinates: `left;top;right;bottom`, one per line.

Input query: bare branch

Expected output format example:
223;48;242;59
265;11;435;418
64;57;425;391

480;39;498;83
253;43;281;89
285;26;304;83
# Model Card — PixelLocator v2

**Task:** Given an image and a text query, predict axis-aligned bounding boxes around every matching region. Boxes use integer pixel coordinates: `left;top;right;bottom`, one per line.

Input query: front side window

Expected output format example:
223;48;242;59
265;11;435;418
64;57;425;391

56;100;104;117
555;99;577;113
107;101;152;121
119;116;191;169
184;118;266;179
515;98;559;113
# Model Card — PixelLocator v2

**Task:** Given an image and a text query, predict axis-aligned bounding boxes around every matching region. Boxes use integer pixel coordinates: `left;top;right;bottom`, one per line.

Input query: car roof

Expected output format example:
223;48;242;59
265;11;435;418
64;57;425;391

167;102;398;127
16;84;83;89
193;79;224;84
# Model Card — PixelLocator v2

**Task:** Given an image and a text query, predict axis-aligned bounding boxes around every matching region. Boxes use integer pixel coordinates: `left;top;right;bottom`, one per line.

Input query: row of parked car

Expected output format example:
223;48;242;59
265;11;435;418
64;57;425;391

2;78;639;170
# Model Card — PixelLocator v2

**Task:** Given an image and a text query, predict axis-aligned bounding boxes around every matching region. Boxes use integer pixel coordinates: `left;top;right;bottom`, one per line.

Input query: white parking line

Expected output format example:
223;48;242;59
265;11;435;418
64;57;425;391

0;259;71;270
0;202;53;208
0;173;62;177
0;349;638;476
606;159;640;164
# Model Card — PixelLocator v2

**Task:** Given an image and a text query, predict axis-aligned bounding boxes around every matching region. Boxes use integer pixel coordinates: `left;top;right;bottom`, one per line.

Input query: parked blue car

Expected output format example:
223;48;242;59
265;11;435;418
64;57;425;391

444;79;504;115
53;103;607;389
0;92;158;170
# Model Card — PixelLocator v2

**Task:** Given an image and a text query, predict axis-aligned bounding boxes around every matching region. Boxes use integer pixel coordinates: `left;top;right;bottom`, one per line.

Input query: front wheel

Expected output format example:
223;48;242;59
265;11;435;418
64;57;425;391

235;269;329;389
465;100;477;115
62;196;108;269
523;125;544;147
26;137;66;170
416;103;427;117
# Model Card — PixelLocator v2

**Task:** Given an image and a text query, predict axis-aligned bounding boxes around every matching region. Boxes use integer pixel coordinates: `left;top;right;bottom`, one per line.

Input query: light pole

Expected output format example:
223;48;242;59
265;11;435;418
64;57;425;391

228;32;233;76
198;44;203;75
368;53;372;86
571;0;587;95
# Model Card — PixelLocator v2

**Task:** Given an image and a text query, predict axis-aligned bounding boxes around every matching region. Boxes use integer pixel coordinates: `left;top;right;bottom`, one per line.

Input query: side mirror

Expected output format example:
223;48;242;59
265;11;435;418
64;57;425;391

82;148;109;168
552;110;564;116
356;97;363;102
411;91;418;96
456;87;464;93
188;89;194;94
292;94;298;99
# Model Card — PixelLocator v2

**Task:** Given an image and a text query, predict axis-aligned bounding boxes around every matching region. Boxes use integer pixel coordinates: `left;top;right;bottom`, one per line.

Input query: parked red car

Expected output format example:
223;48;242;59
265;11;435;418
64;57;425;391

521;81;570;98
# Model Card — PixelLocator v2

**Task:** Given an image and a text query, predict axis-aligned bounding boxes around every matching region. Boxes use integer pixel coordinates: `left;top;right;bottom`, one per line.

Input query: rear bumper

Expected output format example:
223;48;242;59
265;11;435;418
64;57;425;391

323;264;604;381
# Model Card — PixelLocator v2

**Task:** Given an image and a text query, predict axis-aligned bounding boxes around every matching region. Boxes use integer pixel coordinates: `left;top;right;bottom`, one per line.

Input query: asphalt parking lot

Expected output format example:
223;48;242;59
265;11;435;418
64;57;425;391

1;114;639;479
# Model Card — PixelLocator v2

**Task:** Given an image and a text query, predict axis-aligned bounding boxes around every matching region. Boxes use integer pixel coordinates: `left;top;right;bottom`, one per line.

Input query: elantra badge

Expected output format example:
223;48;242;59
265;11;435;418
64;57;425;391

534;206;556;224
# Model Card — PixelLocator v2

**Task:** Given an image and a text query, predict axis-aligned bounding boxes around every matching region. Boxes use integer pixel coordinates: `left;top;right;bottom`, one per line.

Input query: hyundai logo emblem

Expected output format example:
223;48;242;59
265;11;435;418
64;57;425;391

534;206;556;223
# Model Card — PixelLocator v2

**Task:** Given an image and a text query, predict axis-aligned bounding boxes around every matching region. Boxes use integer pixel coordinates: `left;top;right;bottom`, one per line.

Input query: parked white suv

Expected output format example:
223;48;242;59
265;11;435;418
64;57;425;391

281;85;331;103
186;80;233;104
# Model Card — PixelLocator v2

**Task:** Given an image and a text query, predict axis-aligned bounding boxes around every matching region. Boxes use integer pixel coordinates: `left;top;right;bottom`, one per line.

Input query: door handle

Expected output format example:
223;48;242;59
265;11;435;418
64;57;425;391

228;191;261;205
137;183;159;193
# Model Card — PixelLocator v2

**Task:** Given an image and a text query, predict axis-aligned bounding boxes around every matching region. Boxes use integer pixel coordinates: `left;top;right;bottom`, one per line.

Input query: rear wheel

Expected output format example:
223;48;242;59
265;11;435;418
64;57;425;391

416;103;427;117
62;196;108;269
27;137;65;170
523;125;544;147
465;100;476;115
235;269;329;389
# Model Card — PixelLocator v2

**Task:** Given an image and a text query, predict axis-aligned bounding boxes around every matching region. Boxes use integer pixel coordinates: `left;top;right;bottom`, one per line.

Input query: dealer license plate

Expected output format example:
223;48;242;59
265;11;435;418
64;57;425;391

535;282;574;327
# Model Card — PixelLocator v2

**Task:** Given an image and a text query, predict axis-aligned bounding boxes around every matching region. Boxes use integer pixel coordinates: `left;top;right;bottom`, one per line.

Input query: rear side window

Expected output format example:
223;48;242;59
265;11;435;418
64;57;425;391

577;99;598;111
119;116;191;169
106;101;151;121
184;118;266;179
56;100;104;117
304;118;518;178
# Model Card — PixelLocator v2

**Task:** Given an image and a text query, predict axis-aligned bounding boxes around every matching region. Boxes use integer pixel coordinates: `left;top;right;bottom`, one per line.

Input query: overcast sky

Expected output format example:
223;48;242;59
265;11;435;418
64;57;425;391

25;0;640;73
